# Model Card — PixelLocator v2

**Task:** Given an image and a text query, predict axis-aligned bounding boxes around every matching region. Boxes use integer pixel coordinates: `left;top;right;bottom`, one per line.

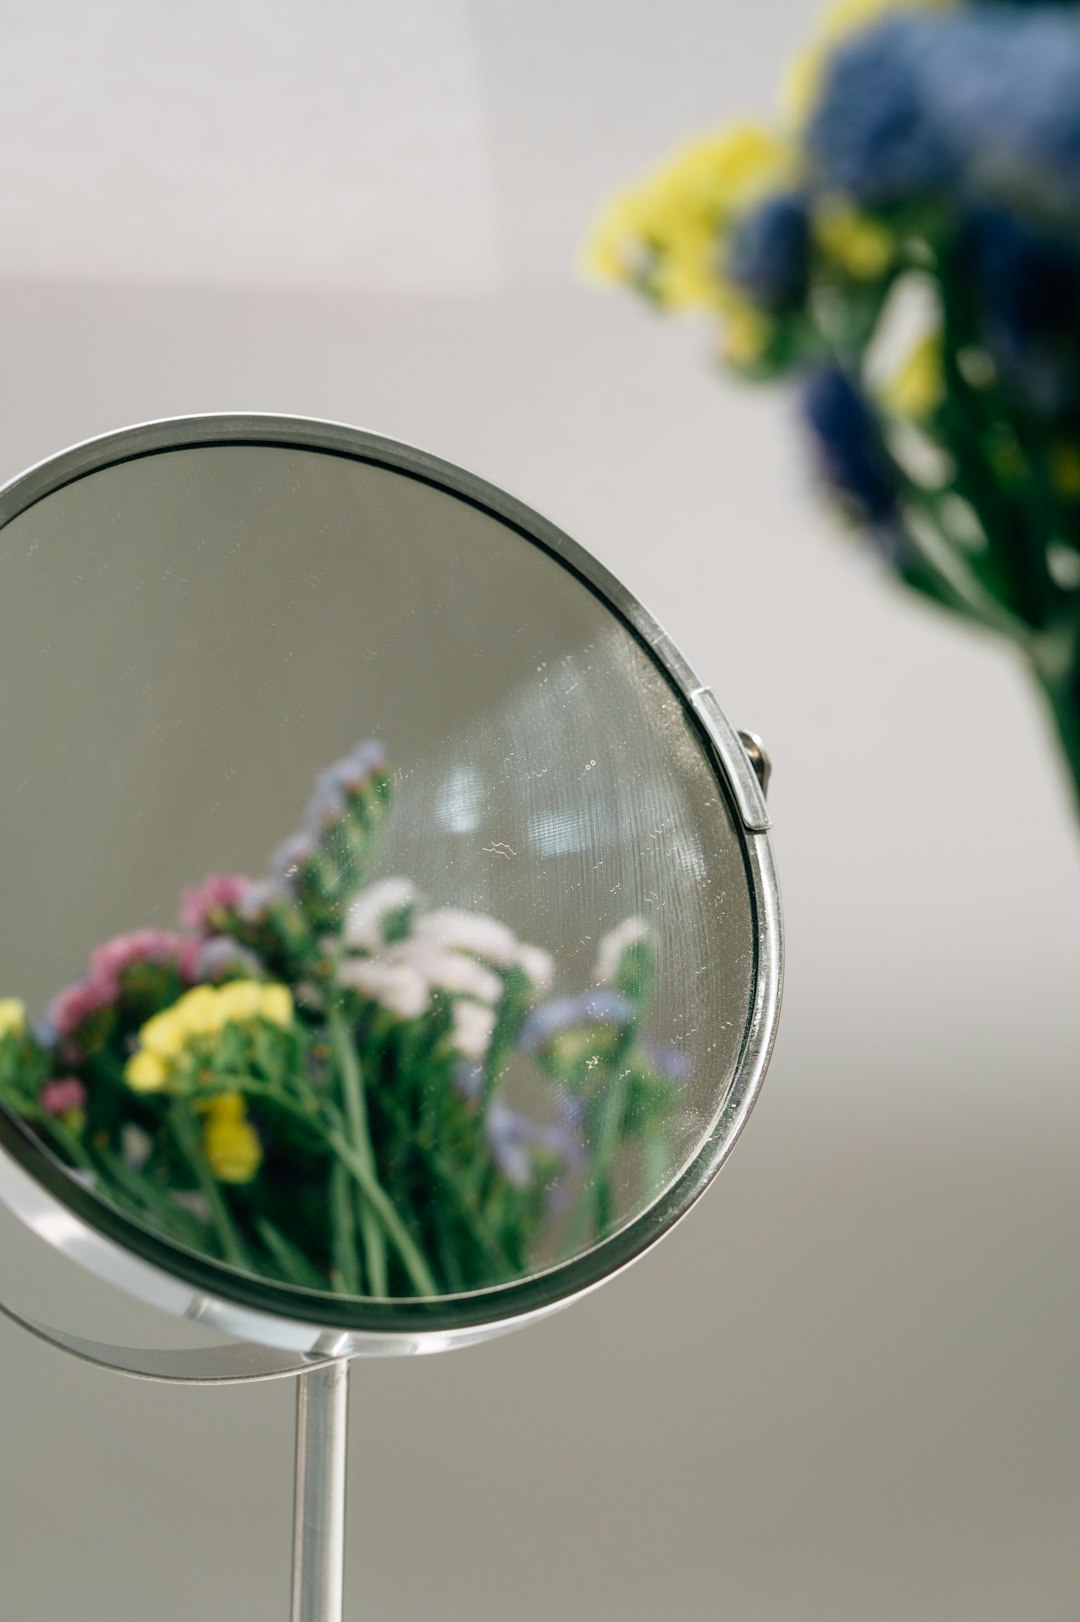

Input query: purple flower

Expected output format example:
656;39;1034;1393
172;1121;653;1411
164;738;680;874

194;936;265;984
485;1098;585;1189
517;990;634;1056
271;832;317;888
643;1038;693;1082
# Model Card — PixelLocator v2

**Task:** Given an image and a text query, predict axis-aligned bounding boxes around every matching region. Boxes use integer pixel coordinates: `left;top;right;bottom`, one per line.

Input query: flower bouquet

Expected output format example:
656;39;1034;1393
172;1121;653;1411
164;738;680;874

587;0;1080;818
0;741;688;1297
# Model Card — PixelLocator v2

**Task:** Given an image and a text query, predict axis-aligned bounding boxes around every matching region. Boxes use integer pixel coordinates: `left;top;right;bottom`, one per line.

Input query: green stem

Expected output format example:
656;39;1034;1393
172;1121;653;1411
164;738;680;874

169;1101;252;1272
197;1070;437;1295
329;1159;362;1295
323;1125;437;1295
327;1003;387;1296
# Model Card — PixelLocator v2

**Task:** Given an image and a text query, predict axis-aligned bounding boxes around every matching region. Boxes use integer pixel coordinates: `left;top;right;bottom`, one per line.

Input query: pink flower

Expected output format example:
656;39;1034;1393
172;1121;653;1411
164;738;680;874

180;874;252;933
47;978;116;1040
40;1077;87;1118
90;928;191;984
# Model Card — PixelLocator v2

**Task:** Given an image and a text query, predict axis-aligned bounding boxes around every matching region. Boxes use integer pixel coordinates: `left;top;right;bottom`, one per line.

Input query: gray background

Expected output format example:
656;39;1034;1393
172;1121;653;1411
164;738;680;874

0;2;1079;1619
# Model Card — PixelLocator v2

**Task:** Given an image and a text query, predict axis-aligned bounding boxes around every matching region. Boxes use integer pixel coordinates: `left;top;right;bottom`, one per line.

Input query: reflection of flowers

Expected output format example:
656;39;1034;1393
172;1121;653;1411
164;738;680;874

0;743;692;1296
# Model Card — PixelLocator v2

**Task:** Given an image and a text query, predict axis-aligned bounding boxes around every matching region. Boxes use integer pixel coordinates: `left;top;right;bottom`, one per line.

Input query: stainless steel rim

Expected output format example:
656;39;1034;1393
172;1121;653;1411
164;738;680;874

0;413;783;1355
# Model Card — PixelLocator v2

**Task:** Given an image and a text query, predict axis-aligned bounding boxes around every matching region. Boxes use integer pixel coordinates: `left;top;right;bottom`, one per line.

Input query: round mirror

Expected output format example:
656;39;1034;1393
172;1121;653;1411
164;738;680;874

0;416;780;1353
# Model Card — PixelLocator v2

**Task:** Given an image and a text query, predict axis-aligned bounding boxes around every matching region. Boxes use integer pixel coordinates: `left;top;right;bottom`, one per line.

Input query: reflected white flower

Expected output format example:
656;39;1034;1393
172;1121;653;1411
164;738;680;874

450;999;497;1063
344;877;418;952
339;957;429;1021
414;908;518;964
594;917;648;984
515;942;555;991
402;943;502;1005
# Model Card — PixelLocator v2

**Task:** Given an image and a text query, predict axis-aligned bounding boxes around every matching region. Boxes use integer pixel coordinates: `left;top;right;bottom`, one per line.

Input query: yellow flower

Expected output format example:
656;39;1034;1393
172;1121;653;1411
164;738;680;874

139;1008;186;1060
203;1093;262;1184
782;0;954;126
584;123;790;311
719;293;776;369
814;202;895;280
883;333;944;421
177;985;223;1038
125;980;293;1098
125;1048;169;1094
216;979;265;1026
258;984;294;1028
0;999;26;1040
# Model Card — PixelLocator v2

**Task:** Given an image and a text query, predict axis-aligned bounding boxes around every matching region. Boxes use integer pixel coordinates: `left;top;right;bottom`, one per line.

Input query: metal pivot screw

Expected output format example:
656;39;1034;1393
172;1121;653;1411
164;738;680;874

738;732;772;797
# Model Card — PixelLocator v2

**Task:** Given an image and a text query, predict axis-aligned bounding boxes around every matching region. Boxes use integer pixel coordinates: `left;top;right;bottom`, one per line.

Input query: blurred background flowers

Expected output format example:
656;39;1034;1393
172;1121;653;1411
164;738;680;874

588;0;1080;817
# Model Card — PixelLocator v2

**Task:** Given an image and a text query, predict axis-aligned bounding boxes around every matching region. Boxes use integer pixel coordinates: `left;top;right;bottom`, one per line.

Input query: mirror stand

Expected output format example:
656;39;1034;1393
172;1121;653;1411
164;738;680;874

0;1293;353;1622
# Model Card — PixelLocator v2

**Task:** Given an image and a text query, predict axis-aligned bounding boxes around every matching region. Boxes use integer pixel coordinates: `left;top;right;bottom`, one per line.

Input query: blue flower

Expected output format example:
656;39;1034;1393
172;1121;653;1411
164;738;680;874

810;11;1080;217
808;16;961;205
485;1098;585;1189
517;990;634;1056
642;1037;693;1082
801;364;901;532
961;208;1080;416
727;194;810;309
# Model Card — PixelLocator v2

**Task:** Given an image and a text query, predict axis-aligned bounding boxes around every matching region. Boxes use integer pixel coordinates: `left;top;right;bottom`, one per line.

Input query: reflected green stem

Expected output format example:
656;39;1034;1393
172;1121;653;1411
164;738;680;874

327;1003;387;1296
197;1073;437;1296
329;1159;361;1295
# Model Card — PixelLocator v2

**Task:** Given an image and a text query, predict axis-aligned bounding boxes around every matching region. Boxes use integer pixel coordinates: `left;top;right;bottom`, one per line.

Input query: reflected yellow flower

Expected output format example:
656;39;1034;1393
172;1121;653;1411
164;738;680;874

125;1049;169;1094
0;999;25;1040
259;984;294;1028
202;1092;262;1184
140;1008;186;1059
216;980;264;1026
123;980;294;1097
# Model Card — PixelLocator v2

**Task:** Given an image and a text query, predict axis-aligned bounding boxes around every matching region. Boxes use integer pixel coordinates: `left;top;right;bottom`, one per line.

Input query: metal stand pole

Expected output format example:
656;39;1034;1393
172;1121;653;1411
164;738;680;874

291;1360;351;1622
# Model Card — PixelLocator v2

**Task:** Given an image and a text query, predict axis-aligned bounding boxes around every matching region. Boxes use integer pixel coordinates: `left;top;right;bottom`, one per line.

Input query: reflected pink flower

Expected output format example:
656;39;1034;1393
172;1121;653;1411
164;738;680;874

40;1077;87;1118
47;978;115;1040
90;928;191;984
180;875;252;933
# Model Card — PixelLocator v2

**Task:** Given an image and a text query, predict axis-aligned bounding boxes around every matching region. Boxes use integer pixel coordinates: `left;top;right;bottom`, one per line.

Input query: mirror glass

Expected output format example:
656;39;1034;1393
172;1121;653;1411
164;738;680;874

0;442;755;1306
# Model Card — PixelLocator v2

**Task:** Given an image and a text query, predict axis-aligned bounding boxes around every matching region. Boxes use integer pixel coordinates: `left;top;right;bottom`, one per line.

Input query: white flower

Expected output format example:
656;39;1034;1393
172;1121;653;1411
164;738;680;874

344;877;418;952
400;942;503;1005
339;957;429;1021
414;908;518;965
594;917;648;985
515;942;555;991
450;999;497;1063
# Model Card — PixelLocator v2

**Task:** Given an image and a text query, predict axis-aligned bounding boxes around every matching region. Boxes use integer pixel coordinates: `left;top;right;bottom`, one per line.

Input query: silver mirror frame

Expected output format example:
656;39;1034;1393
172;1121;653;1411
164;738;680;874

0;413;782;1357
